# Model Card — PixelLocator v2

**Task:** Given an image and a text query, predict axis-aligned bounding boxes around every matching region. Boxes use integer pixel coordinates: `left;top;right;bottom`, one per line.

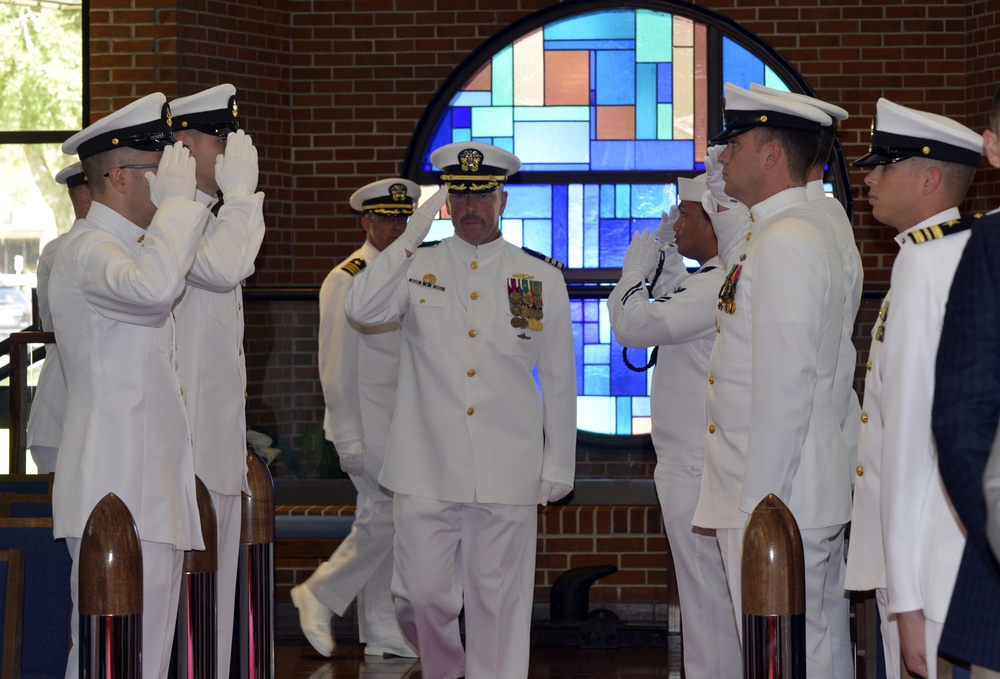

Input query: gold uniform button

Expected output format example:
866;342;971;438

708;374;715;385
716;324;721;334
470;292;479;300
470;261;478;270
180;386;184;397
420;299;426;304
856;465;864;477
467;407;475;416
866;360;872;371
468;329;477;338
861;411;868;423
708;424;716;434
238;303;242;310
244;391;248;400
238;347;243;356
467;369;476;377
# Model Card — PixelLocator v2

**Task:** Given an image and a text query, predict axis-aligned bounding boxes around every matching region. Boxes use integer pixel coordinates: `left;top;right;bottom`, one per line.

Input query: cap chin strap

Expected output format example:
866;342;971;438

622;250;666;373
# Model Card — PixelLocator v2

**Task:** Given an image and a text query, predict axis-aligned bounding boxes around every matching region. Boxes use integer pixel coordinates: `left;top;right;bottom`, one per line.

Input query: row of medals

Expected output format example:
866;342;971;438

509;291;543;331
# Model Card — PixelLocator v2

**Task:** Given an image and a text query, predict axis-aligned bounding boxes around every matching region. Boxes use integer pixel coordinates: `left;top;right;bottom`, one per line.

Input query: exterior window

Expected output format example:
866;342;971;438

407;2;850;437
0;0;87;339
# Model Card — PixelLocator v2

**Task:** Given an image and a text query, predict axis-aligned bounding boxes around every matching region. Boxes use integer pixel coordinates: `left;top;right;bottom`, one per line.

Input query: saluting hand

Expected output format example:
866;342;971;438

215;129;259;199
145;141;197;207
621;228;662;280
399;185;449;256
704;145;739;209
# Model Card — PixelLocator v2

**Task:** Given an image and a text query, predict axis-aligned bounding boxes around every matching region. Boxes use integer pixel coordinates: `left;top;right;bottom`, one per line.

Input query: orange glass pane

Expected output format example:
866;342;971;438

544;51;590;106
596;106;636;140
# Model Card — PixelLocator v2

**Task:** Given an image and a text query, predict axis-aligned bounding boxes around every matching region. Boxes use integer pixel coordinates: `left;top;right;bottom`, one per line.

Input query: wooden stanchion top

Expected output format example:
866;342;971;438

741;493;805;617
79;493;142;616
241;450;275;545
183;476;218;573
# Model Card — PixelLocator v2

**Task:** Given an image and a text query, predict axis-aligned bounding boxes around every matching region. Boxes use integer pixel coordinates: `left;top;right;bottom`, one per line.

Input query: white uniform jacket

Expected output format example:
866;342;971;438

346;235;577;505
608;254;724;465
879;208;968;621
26;234;69;450
844;291;892;592
693;187;851;530
173;190;265;496
320;240;400;455
49;199;209;550
806;181;863;470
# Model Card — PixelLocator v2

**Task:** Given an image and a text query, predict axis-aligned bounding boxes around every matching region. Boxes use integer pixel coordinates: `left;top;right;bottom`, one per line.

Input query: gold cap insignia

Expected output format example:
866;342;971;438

232;99;238;118
165;104;172;128
459;148;483;172
389;183;408;202
922;146;931;155
112;138;119;145
758;114;768;123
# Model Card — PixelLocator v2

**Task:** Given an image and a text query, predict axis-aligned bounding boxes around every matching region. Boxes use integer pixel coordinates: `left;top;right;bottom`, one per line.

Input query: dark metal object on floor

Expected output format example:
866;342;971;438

544;564;622;648
79;493;142;678
176;476;219;678
741;493;806;679
238;451;275;678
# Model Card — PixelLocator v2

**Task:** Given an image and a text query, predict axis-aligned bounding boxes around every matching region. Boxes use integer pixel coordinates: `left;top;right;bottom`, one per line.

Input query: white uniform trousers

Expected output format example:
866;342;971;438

65;537;182;679
29;445;58;474
210;491;241;679
654;463;742;679
392;494;536;679
972;667;1000;679
305;449;408;649
718;523;852;678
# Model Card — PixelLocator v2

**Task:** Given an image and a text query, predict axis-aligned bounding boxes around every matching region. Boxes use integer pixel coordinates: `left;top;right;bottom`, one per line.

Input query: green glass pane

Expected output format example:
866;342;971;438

471;106;514;137
492;45;514;106
636;9;673;63
657;103;674;140
764;66;791;91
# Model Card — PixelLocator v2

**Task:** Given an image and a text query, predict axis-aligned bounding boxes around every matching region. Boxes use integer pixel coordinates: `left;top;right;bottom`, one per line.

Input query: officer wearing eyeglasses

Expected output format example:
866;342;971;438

50;91;210;679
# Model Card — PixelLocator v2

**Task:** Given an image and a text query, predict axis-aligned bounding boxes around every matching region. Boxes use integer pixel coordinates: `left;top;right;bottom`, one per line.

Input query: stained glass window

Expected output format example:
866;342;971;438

409;2;849;436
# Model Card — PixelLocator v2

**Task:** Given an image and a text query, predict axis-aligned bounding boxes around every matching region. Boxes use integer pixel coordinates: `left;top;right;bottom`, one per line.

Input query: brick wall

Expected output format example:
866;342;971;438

87;0;995;469
275;503;681;619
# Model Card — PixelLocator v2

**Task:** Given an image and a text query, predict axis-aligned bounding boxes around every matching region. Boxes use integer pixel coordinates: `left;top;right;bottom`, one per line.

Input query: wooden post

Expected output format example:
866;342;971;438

238;450;274;679
741;493;806;679
79;493;142;678
175;476;219;678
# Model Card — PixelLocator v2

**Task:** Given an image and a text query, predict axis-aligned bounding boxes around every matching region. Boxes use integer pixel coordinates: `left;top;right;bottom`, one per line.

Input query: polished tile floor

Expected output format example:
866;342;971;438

275;642;683;678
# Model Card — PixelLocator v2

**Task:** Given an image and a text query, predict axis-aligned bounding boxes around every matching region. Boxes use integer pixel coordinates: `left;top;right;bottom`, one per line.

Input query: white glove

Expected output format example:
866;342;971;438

336;439;365;476
398;185;449;255
144;141;196;207
704;145;739;209
621;228;661;279
539;480;573;506
215;129;259;199
657;206;680;246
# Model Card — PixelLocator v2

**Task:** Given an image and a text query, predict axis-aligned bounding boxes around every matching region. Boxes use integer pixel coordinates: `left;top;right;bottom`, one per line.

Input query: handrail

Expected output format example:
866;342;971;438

7;332;54;475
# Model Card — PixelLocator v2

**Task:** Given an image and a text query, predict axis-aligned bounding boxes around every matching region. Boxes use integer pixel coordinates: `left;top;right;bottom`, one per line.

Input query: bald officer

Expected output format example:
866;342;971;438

27;161;91;474
168;84;265;675
52;93;208;679
291;179;420;659
608;174;742;679
346;142;577;679
692;83;853;676
846;99;982;679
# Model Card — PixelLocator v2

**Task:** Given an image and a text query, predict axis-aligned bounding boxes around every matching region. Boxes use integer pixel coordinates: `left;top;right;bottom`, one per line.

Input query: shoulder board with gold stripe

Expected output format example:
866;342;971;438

339;257;367;276
908;213;984;244
521;246;565;269
418;240;441;248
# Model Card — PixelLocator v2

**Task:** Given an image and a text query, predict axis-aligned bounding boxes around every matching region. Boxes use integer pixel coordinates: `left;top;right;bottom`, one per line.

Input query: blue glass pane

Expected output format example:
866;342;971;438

636;10;673;63
552;185;569;265
657;63;673;103
584;299;600;322
584;343;610;364
583;185;600;267
545;10;636;41
636;140;695;170
504;185;553;218
523;219;552;254
514;121;590;165
584;321;599;344
472;106;513;137
452;90;492;107
591;141;635;171
596;51;636;105
636;63;657;139
584;364;611;395
611;340;648;396
502;218;523;247
632;396;651;417
722;37;764;89
616;397;632;433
